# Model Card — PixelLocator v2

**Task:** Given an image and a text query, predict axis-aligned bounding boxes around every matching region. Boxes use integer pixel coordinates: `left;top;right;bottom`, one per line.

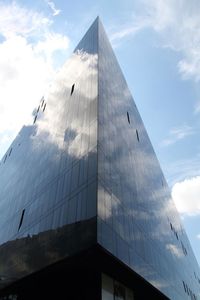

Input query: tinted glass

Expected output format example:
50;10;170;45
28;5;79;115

0;18;98;289
97;19;200;300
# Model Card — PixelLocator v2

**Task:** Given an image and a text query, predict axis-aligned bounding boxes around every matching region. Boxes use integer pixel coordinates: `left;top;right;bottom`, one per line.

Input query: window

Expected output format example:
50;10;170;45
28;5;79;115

170;222;173;230
181;242;187;256
136;129;139;142
33;115;37;124
127;112;130;124
182;281;187;293
41;97;44;107
9;148;12;156
37;105;40;112
18;209;25;231
71;83;75;95
43;103;46;112
3;154;7;163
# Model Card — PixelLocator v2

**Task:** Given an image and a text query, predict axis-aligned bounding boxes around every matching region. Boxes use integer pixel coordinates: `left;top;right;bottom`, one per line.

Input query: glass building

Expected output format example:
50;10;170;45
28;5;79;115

0;17;199;300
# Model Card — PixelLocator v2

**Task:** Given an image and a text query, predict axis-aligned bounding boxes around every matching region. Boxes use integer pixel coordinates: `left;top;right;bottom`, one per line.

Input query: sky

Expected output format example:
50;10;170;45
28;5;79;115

0;0;200;266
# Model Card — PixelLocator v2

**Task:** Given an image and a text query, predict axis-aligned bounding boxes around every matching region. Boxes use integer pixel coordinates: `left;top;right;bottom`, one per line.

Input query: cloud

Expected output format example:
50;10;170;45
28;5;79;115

163;155;200;187
34;32;69;64
46;1;61;16
0;1;50;38
197;234;200;239
111;0;200;82
160;124;194;147
172;176;200;216
110;19;149;43
0;2;70;159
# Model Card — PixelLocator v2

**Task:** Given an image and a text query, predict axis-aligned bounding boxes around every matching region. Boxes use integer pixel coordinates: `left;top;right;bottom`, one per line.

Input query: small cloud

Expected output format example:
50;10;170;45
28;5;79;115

197;234;200;239
163;155;200;187
46;1;61;16
161;124;194;147
110;21;147;43
109;0;200;82
172;176;200;216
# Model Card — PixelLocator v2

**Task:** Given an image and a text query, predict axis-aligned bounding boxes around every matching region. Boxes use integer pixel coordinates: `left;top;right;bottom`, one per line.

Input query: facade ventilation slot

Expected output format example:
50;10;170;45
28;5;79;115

9;148;12;156
127;112;130;124
3;154;7;163
41;98;44;107
33;115;37;124
136;129;139;142
71;84;75;95
18;209;25;231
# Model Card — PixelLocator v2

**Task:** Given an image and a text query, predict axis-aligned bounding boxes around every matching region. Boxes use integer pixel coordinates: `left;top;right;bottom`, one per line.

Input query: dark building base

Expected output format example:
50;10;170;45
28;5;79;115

0;245;169;300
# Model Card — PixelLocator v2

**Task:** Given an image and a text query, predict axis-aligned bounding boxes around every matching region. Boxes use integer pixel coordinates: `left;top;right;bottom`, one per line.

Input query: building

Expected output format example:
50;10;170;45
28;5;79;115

0;17;199;300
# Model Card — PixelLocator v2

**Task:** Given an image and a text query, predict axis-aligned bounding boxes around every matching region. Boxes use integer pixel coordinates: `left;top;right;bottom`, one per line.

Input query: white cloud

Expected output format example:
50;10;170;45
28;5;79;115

163;155;200;187
172;176;200;216
0;2;70;159
160;124;194;147
111;0;200;82
197;234;200;239
46;1;61;16
110;19;149;43
0;1;50;38
34;32;69;64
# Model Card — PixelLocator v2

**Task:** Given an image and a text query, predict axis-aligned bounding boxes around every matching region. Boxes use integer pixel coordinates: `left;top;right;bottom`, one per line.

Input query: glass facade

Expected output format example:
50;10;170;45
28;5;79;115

97;19;200;300
0;17;199;300
0;18;98;289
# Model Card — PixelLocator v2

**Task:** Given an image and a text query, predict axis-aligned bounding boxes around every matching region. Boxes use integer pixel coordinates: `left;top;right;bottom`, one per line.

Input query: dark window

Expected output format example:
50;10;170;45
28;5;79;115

186;284;189;295
41;97;44;107
33;115;37;124
71;84;75;95
127;112;130;124
37;105;40;112
136;129;139;142
18;209;25;231
182;281;186;293
182;244;187;255
43;103;46;112
9;148;12;156
3;154;7;163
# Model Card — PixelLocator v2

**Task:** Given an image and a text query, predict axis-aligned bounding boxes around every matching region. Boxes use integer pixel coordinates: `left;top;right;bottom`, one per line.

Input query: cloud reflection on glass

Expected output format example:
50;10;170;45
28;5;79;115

97;19;200;300
0;20;98;288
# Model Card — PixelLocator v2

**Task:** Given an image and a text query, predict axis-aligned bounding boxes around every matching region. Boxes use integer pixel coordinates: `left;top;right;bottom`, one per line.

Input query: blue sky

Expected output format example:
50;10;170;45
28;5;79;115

0;0;200;265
